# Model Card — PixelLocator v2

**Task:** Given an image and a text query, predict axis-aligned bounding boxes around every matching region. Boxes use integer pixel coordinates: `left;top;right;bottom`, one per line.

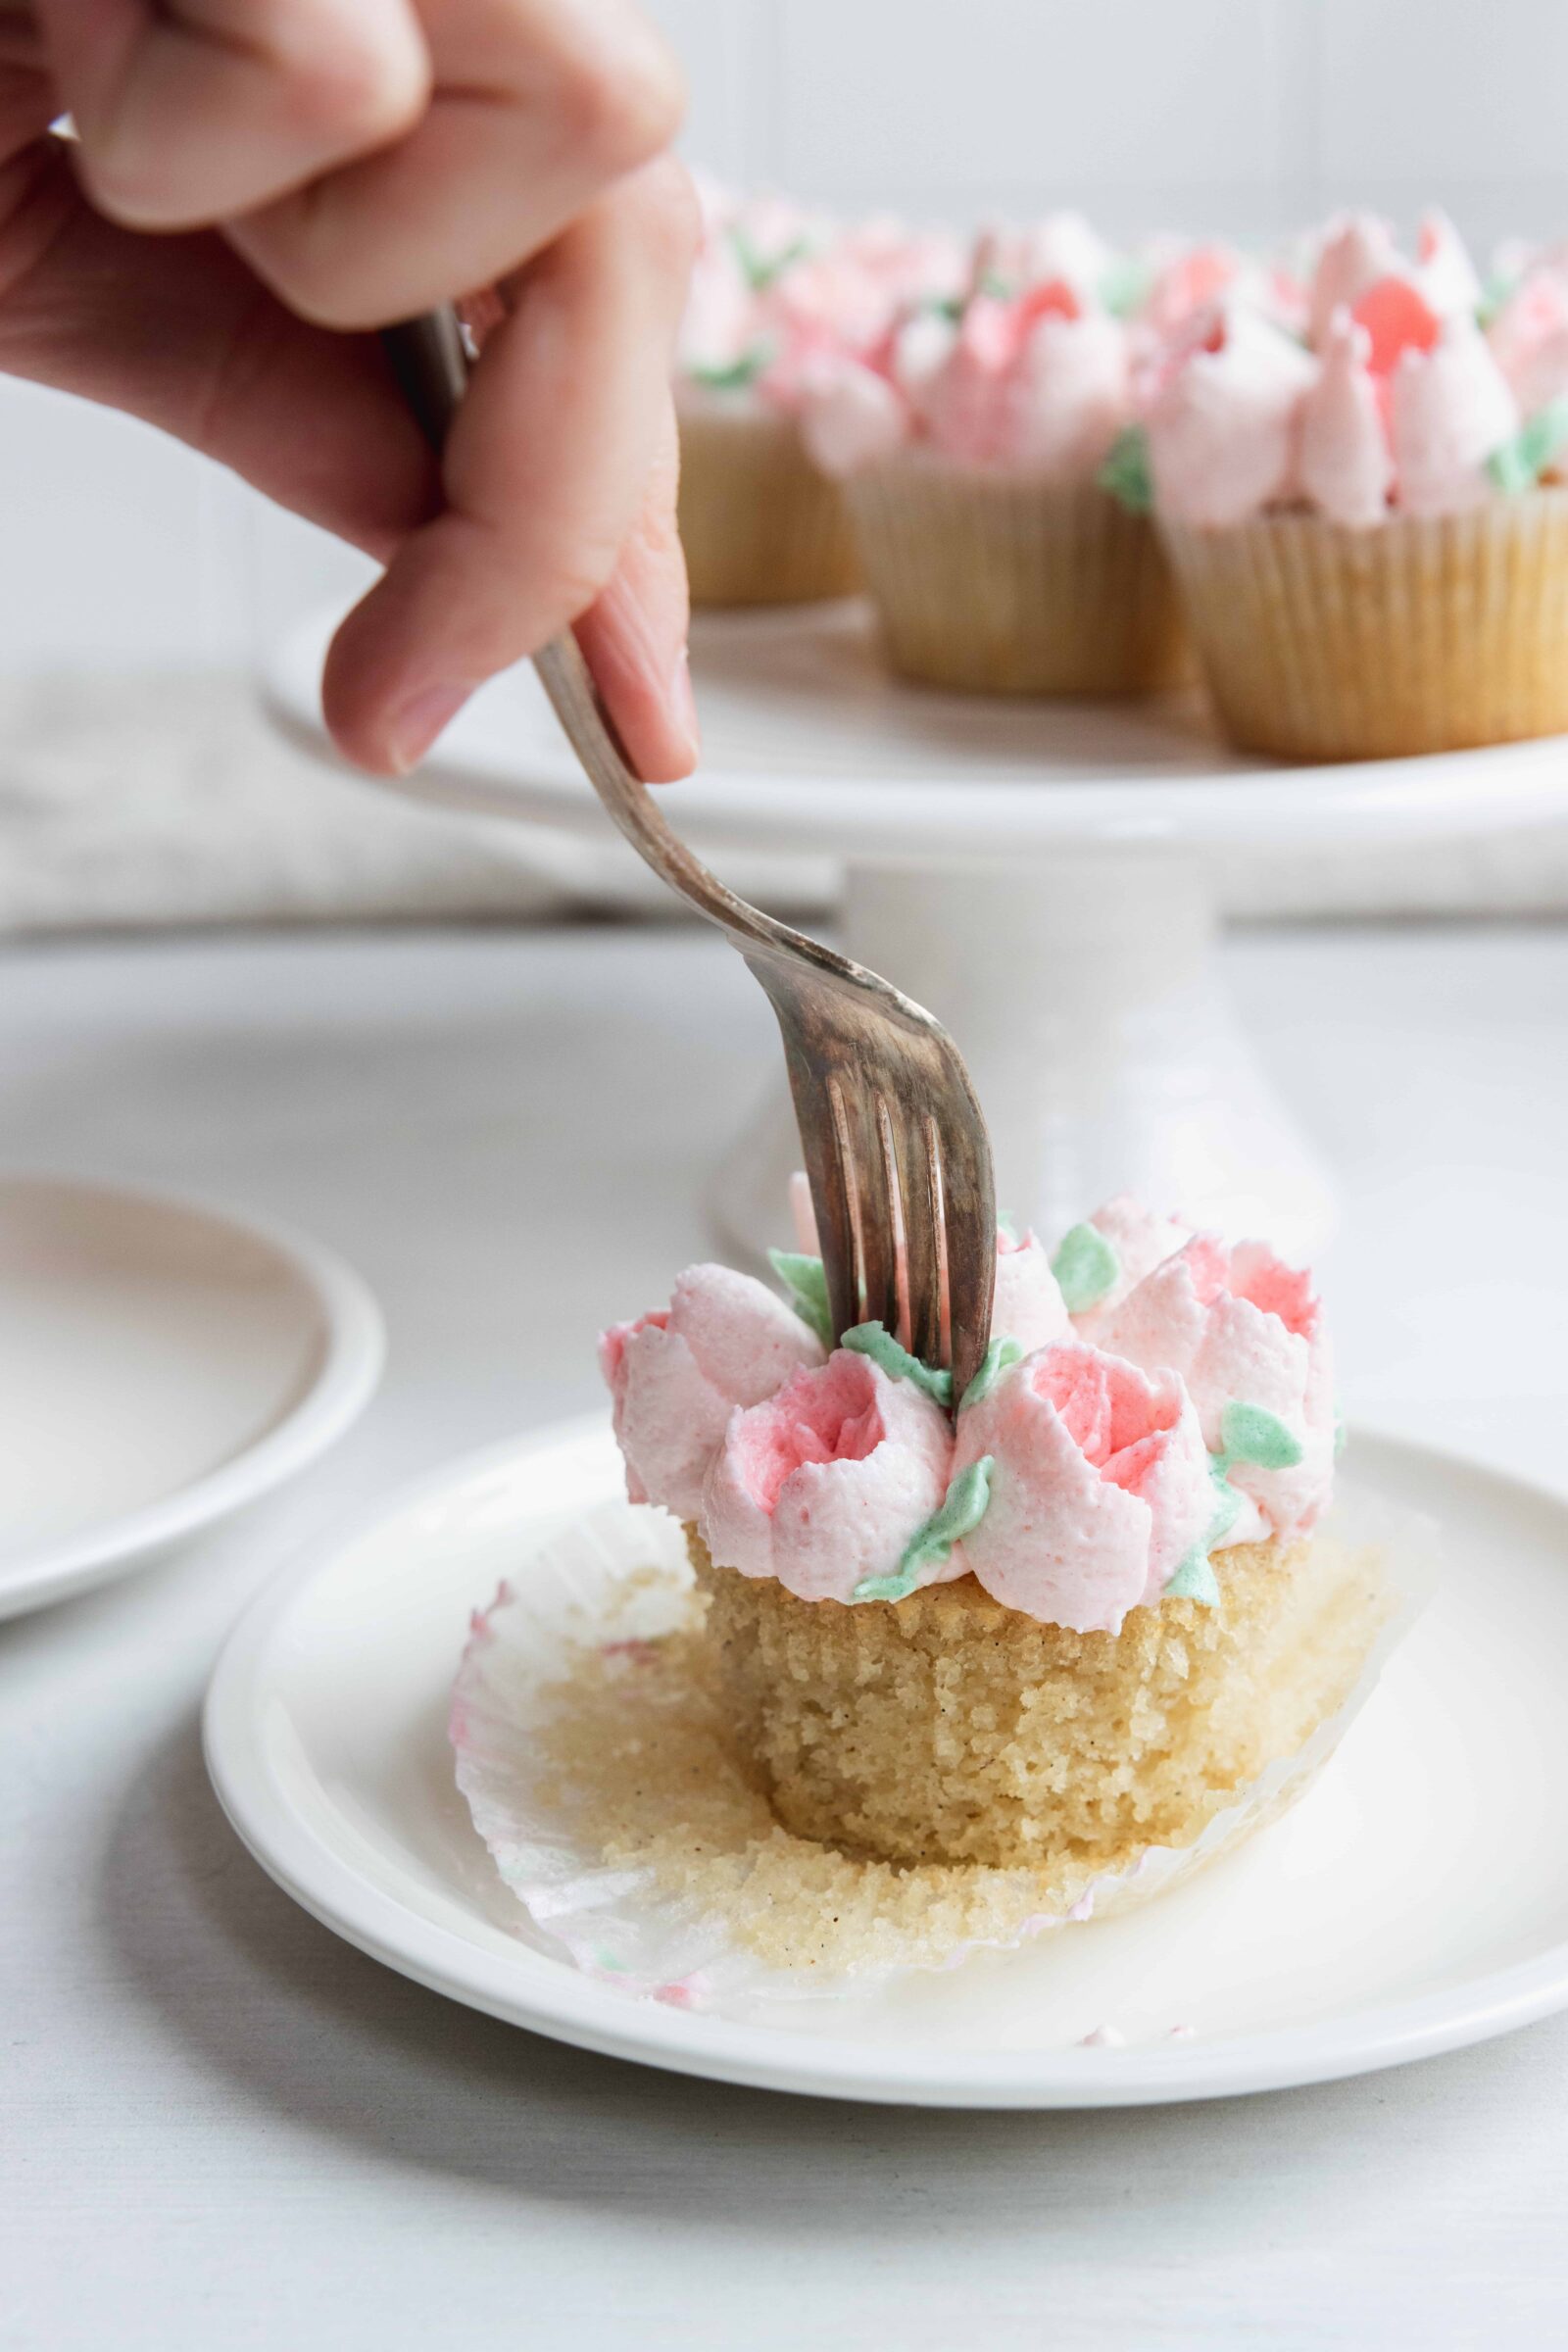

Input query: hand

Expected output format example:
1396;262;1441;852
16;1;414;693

0;0;701;780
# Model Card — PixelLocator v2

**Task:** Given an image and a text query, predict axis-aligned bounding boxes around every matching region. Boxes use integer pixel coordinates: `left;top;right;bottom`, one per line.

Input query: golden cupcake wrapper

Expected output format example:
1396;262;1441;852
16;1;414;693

1160;494;1568;760
845;454;1190;696
675;405;861;608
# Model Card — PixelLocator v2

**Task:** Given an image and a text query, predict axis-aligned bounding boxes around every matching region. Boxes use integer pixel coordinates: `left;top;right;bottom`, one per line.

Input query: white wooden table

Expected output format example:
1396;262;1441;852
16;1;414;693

4;922;1567;2349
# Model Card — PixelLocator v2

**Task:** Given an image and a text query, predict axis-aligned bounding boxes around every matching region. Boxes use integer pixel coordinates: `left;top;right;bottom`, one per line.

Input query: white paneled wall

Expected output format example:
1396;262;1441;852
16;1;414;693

9;0;1568;674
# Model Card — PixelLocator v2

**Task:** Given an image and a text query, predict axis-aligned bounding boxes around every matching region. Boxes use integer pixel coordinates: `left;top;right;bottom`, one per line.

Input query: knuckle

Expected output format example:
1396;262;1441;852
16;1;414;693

551;21;685;176
285;23;431;152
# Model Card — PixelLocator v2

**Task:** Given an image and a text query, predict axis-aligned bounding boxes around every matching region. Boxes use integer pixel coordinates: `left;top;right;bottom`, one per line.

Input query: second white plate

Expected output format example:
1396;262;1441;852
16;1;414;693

0;1173;385;1619
204;1415;1568;2108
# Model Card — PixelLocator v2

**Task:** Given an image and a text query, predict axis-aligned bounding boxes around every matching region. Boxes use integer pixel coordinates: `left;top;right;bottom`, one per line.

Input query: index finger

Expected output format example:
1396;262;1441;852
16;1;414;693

36;0;430;226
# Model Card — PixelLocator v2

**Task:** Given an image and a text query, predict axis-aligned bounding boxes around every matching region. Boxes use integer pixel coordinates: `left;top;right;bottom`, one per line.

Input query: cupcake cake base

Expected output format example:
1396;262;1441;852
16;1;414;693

1162;495;1568;760
450;1492;1428;2005
846;455;1189;696
690;1525;1392;1872
677;407;861;608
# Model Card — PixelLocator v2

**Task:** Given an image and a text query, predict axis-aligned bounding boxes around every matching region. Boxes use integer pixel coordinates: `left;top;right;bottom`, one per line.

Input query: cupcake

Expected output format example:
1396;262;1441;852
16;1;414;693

1130;210;1568;760
600;1200;1381;1885
795;216;1196;694
675;185;962;608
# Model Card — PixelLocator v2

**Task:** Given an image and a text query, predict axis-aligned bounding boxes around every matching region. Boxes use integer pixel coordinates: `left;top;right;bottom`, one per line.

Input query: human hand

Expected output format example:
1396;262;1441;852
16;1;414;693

1;0;701;779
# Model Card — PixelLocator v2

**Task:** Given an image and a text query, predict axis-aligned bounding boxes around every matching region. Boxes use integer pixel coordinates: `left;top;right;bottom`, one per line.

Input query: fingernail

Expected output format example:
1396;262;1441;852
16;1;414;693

386;683;469;773
669;648;700;760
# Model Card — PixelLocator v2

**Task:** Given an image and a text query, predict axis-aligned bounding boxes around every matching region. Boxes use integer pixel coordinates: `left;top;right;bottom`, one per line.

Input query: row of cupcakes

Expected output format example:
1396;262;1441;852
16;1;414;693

676;188;1568;760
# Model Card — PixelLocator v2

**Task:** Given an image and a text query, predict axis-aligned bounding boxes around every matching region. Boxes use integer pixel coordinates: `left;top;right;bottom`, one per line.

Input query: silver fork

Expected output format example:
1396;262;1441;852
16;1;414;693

382;312;997;1399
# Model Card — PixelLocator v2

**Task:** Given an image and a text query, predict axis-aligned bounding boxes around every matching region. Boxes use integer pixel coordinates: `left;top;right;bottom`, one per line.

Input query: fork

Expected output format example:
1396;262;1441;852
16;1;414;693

382;311;997;1400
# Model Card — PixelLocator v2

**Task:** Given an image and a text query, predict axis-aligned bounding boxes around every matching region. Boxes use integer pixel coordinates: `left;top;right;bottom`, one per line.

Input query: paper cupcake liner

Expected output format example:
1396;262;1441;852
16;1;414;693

1161;493;1568;760
450;1484;1438;2014
675;405;860;607
844;454;1190;695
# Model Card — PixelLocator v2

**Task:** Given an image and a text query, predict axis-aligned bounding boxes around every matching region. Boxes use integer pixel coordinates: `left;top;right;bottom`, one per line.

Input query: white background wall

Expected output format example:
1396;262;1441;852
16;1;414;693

8;0;1568;677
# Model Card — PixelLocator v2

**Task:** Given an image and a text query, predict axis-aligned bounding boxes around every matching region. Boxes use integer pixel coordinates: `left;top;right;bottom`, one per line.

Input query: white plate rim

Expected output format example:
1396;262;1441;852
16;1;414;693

0;1170;386;1617
203;1416;1568;2109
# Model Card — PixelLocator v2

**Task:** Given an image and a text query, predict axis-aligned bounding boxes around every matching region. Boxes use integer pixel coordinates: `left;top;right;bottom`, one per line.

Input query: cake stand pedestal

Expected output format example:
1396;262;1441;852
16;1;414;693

265;603;1568;1261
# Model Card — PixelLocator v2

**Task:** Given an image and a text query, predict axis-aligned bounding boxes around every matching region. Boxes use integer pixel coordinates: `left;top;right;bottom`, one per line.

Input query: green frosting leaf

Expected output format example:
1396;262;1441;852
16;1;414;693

960;1336;1024;1411
978;270;1013;300
1051;1221;1120;1313
1476;268;1519;330
1097;424;1153;516
922;292;965;323
841;1320;953;1406
729;226;808;291
1165;1546;1221;1607
1488;396;1568;494
854;1457;995;1603
767;1249;834;1349
1099;255;1154;319
690;343;773;394
1219;1400;1303;1472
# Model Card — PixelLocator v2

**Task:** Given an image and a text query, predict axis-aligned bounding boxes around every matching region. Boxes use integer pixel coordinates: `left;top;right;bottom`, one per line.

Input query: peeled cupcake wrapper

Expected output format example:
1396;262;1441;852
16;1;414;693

1161;491;1568;760
451;1486;1439;2015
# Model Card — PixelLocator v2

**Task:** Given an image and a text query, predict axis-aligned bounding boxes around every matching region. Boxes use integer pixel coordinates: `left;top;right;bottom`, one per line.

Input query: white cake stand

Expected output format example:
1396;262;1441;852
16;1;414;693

266;602;1568;1261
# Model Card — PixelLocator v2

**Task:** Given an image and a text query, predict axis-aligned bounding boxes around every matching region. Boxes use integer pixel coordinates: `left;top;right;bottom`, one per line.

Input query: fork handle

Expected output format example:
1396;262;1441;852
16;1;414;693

379;313;924;1009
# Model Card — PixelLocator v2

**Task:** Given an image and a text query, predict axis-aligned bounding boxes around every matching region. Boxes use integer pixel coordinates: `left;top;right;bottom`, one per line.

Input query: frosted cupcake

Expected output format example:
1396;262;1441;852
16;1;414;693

600;1200;1382;1881
1129;210;1568;759
796;217;1195;694
676;183;963;608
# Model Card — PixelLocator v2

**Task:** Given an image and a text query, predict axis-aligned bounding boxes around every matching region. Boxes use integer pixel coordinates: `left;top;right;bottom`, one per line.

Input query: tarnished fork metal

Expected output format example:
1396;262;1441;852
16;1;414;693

382;311;997;1398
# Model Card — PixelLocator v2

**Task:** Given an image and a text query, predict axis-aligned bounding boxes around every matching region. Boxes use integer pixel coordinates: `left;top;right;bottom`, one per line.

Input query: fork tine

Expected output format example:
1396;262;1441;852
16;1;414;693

781;1044;858;1348
893;1101;946;1369
847;1089;902;1338
933;1084;997;1402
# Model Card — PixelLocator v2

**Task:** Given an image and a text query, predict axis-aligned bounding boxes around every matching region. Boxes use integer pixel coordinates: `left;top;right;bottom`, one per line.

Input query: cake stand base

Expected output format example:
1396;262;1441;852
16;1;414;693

710;850;1336;1264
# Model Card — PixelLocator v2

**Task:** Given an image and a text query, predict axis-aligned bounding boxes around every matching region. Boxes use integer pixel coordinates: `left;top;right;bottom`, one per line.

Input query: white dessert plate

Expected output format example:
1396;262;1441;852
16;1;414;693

0;1174;385;1620
205;1413;1568;2108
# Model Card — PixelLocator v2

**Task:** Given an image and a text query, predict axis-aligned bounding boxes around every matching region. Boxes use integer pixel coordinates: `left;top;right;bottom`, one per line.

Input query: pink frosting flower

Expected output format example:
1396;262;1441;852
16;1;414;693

1145;307;1317;527
797;356;907;477
955;1342;1214;1633
1096;1235;1335;1538
600;1266;825;1521
1488;264;1568;418
702;1351;955;1603
1298;312;1394;528
1057;1197;1192;1335
1391;314;1519;515
992;1228;1072;1353
1308;214;1402;347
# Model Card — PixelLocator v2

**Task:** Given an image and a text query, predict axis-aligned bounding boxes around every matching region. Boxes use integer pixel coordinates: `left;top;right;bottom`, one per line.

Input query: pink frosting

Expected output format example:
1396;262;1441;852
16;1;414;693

1069;1196;1192;1336
954;1342;1214;1634
1145;308;1317;527
1143;211;1537;527
603;1199;1338;1634
1096;1234;1335;1539
1308;215;1403;347
1390;314;1518;516
1307;210;1477;349
701;1351;955;1602
1297;312;1394;529
599;1265;824;1521
1490;264;1568;416
992;1230;1072;1353
799;262;1133;480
